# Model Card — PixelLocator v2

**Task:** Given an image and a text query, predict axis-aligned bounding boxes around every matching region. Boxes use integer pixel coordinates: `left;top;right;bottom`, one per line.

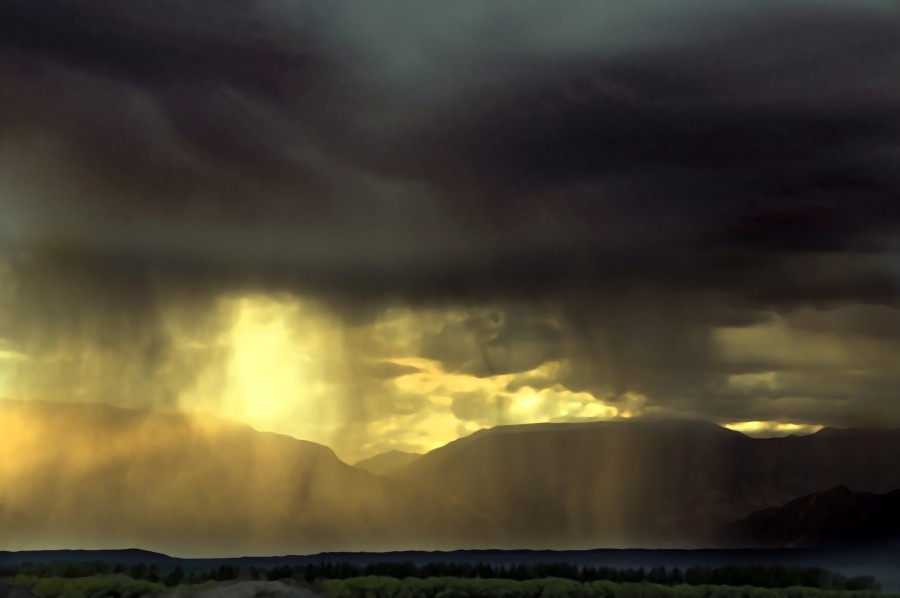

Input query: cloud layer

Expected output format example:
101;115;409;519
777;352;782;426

1;0;900;455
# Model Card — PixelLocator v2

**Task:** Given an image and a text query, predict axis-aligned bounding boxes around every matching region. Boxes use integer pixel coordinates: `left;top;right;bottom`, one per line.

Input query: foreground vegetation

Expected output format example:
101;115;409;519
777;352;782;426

2;575;896;598
0;563;891;597
324;577;898;598
2;574;169;597
0;563;883;591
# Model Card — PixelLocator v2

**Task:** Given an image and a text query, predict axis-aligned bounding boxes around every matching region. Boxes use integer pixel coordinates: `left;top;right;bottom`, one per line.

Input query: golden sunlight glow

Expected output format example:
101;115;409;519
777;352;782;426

4;290;658;463
228;296;312;423
723;420;823;437
174;300;644;461
179;295;344;451
376;357;628;456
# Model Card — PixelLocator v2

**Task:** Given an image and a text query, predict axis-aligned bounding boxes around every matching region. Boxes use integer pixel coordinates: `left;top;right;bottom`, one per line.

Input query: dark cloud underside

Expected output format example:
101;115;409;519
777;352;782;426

1;0;900;429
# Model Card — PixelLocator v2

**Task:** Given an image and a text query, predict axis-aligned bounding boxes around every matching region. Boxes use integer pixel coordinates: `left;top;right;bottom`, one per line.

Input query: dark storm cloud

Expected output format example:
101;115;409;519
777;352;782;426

2;0;899;288
0;1;900;274
0;0;325;119
419;310;564;377
2;0;900;425
360;3;900;274
0;0;357;226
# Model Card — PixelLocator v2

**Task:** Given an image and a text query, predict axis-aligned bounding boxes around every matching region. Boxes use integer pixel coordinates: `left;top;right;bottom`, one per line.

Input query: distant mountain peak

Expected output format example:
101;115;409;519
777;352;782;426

354;450;422;476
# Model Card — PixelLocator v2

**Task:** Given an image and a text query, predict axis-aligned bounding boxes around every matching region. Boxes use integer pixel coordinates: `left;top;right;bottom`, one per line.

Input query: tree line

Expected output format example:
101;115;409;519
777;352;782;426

0;561;881;591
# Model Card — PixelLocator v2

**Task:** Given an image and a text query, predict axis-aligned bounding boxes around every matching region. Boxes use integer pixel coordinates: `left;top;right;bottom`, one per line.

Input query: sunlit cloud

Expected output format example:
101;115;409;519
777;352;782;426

723;420;824;437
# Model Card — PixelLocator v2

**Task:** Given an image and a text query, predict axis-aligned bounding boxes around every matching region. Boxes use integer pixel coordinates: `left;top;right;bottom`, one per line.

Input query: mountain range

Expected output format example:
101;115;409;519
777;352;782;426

2;400;900;555
391;420;900;548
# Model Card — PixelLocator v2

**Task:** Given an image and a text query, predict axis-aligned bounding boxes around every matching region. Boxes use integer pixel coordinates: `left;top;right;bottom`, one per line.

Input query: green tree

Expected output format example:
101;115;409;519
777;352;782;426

130;563;147;580
165;565;185;586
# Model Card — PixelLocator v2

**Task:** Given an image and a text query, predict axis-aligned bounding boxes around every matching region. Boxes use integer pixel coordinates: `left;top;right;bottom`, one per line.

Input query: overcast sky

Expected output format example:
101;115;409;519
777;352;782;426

1;0;899;459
